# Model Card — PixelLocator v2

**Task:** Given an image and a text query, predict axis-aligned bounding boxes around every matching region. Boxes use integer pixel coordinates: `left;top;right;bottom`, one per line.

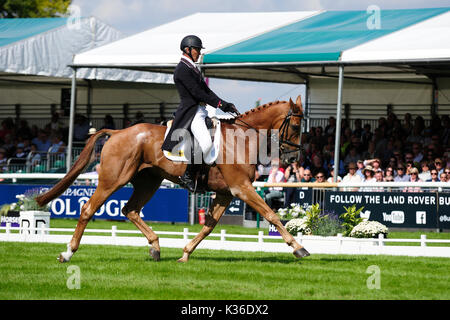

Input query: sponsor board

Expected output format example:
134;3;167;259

325;191;438;229
438;194;450;230
0;185;189;223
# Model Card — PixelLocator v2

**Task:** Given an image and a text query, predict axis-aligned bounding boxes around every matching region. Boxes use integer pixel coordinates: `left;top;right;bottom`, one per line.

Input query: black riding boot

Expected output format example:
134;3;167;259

179;164;197;193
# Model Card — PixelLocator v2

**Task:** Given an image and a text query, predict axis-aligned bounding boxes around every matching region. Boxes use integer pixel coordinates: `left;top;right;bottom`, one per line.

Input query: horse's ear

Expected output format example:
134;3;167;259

296;95;304;114
289;98;295;110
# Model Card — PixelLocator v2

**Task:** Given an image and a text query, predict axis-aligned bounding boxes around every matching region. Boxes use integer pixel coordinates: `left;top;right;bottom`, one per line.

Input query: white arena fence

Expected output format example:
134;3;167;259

1;224;449;258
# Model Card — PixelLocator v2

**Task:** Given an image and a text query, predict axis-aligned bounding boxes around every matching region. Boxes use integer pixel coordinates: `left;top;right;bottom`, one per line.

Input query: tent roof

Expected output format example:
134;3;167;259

0;17;172;84
71;8;450;84
72;11;321;68
204;8;449;63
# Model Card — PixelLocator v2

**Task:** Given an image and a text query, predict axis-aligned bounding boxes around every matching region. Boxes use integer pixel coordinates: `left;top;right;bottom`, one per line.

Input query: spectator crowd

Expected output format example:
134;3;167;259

255;113;450;208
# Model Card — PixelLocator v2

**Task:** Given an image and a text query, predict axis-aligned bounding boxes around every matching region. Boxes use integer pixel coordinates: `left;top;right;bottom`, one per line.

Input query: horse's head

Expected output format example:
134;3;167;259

278;95;304;164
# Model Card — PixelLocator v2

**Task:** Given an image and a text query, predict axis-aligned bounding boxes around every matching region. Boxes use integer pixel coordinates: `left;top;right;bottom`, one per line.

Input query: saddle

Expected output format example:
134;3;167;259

163;116;222;193
163;116;222;165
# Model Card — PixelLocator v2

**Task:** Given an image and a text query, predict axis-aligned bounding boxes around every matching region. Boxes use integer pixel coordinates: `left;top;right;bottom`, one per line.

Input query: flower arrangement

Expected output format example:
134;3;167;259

8;189;49;212
285;217;312;235
276;203;305;221
350;221;389;238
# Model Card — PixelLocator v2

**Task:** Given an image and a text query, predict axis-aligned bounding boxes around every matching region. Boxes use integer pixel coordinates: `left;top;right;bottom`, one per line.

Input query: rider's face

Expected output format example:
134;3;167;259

190;47;201;62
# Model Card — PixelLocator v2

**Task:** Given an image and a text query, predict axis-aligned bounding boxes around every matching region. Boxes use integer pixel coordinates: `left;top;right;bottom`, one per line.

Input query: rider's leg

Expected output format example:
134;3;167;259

191;106;213;157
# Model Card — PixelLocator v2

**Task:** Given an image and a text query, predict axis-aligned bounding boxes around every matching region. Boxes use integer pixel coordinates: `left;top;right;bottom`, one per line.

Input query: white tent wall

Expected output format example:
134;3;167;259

308;77;435;129
437;78;450;116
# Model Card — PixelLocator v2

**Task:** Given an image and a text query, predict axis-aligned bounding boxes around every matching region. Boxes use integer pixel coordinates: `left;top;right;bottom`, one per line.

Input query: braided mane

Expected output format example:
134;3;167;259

222;100;286;124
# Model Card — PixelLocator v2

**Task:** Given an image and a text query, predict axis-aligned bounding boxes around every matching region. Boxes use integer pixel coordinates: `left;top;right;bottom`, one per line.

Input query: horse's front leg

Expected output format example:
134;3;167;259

178;194;233;263
231;182;310;259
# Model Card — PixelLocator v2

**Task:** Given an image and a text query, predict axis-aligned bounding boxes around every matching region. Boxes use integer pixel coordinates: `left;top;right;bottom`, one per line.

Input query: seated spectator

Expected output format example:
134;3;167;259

356;160;365;179
362;165;376;183
342;162;362;183
419;161;431;182
264;158;286;209
32;130;51;152
28;143;42;168
404;167;422;192
435;158;444;175
301;169;315;182
394;163;410;182
13;143;28;162
364;158;382;173
327;166;342;183
73;114;90;142
440;172;447;182
101;114;116;130
343;146;361;168
427;169;440;182
284;160;302;207
384;165;395;181
314;170;327;183
412;143;424;163
0;148;8;172
375;169;384;182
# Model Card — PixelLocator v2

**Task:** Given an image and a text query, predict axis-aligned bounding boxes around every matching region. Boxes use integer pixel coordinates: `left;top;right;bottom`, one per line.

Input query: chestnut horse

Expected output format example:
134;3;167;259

36;95;310;263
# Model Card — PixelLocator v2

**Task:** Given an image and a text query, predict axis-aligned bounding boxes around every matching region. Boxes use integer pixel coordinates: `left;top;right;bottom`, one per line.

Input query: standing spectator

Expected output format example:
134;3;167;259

47;112;64;134
361;123;372;148
324;116;336;137
101;114;116;130
394;163;410;182
73;114;90;142
418;161;431;182
344;146;361;168
402;113;413;137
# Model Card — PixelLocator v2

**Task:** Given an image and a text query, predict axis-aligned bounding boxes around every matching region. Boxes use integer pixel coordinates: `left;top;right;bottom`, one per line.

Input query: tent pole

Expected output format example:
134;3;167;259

333;65;344;182
67;67;77;173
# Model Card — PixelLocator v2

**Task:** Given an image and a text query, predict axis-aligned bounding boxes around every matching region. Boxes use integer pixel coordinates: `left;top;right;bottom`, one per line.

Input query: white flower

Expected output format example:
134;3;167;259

20;205;25;210
350;221;388;238
16;194;25;200
10;203;16;210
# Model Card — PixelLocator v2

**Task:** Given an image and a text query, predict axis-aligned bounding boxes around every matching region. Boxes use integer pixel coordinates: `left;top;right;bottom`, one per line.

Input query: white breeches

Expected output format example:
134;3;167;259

191;106;213;156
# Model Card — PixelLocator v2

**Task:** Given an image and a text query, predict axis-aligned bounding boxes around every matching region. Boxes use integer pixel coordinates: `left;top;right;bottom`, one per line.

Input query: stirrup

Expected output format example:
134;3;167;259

179;174;197;193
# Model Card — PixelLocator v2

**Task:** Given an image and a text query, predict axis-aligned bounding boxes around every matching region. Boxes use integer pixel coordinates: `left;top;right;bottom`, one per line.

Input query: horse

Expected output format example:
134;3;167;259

36;95;310;263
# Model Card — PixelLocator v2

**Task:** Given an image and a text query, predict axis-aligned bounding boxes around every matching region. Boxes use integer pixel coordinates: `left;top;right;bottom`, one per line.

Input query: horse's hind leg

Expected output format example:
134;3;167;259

178;193;233;263
59;182;117;262
122;173;163;261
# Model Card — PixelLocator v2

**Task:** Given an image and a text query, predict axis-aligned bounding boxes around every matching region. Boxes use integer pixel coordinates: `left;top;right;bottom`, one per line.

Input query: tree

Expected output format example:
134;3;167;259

0;0;72;18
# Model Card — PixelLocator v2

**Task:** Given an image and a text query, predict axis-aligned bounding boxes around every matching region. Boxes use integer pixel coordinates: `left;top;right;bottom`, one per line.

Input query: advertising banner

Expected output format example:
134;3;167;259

293;188;314;208
325;191;439;229
0;185;189;223
438;193;450;230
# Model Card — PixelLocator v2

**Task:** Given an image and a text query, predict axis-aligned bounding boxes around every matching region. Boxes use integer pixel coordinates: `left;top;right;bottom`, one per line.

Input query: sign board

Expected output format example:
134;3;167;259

438;193;450;230
225;197;245;216
325;191;439;229
0;185;189;223
0;211;20;228
293;188;314;208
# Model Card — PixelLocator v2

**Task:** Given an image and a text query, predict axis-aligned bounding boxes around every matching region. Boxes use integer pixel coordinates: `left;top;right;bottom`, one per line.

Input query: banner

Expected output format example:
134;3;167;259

325;191;439;229
0;185;189;223
438;193;450;230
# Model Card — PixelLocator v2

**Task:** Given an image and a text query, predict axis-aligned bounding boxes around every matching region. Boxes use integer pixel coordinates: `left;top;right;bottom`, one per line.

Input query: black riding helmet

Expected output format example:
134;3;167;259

180;35;205;51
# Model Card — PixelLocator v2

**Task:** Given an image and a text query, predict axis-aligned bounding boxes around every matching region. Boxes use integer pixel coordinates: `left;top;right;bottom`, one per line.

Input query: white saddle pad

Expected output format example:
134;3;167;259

163;118;222;165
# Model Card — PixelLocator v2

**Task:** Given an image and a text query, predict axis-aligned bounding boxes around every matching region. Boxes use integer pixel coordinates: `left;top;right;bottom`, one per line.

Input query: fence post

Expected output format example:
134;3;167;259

6;222;11;241
183;228;189;241
337;233;343;253
378;233;384;254
420;235;427;247
112;225;117;245
221;229;226;243
258;231;264;244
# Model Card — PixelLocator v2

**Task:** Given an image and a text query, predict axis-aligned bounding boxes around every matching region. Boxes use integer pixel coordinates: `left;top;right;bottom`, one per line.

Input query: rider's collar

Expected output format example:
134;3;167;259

181;55;200;71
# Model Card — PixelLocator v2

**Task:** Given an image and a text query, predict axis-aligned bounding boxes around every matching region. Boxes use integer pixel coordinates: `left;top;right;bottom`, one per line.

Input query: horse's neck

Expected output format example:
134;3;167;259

236;103;288;130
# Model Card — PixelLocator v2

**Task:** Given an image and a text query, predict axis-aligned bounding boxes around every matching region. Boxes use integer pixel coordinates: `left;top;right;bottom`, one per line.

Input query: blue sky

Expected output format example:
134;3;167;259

72;0;450;112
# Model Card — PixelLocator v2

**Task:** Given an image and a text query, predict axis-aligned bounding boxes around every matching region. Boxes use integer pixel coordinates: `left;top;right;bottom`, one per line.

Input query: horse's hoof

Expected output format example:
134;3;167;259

58;254;69;263
177;257;188;263
293;248;310;259
149;248;160;262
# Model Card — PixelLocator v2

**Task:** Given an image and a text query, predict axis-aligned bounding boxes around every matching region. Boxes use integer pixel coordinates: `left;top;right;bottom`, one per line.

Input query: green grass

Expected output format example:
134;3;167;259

0;242;449;300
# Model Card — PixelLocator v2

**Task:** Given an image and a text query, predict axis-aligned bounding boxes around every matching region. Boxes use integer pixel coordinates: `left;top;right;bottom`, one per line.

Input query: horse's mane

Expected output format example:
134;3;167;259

221;100;287;124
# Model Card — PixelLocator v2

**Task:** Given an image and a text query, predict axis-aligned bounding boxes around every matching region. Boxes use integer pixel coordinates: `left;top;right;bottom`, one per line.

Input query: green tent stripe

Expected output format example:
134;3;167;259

204;8;449;64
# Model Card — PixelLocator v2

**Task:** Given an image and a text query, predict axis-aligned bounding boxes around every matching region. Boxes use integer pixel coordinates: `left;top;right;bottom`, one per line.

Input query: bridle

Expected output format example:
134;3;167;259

278;110;304;161
230;109;305;161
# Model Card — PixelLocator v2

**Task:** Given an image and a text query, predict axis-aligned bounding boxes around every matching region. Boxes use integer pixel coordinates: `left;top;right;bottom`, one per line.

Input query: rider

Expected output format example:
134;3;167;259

161;35;239;192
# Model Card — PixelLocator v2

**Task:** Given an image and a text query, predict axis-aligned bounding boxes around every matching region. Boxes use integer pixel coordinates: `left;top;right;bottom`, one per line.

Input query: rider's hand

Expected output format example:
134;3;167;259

220;101;240;115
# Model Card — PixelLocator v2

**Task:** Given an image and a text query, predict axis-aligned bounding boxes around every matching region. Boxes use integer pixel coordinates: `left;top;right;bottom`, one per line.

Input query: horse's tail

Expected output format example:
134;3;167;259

35;129;117;206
